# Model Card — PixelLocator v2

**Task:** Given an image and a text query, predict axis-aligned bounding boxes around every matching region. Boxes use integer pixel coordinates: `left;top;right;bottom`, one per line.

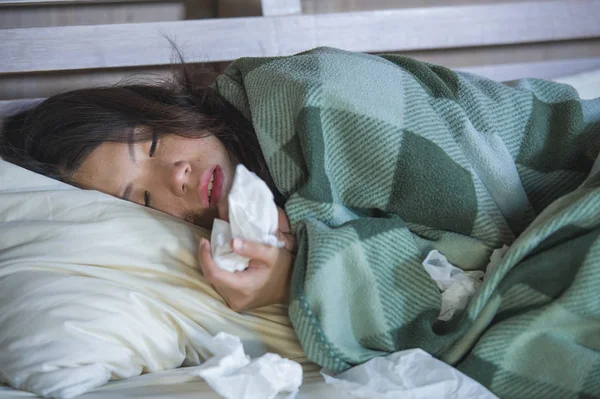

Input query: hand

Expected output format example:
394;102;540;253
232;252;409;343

276;207;295;252
198;208;297;312
198;238;295;311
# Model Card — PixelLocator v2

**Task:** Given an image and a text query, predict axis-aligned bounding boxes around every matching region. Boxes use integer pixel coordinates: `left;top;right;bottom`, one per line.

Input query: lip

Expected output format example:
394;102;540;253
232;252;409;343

200;165;224;208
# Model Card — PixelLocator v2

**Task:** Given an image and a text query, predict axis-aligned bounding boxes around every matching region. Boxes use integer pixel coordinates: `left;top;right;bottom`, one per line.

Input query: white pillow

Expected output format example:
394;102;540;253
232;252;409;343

0;159;305;398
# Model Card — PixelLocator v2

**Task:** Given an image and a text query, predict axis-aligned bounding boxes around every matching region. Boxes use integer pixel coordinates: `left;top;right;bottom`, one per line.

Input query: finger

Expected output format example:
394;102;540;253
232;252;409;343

197;241;227;300
276;230;297;253
197;238;219;278
246;259;268;271
232;238;279;264
198;238;246;289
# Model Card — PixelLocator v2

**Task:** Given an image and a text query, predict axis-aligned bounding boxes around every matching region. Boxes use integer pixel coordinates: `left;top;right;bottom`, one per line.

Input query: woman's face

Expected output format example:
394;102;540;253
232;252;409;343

72;133;236;228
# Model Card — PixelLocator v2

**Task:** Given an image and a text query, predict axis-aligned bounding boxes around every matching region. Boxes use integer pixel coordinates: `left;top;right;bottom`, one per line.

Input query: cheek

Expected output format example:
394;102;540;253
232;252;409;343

203;138;228;156
197;139;232;167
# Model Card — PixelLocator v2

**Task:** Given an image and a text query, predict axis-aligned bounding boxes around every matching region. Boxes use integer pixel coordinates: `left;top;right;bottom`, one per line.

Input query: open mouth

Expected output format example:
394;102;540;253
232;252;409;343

203;165;223;208
207;169;215;204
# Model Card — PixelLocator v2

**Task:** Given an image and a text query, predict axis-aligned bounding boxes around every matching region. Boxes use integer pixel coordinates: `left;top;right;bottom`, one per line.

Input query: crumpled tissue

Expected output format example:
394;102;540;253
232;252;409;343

422;247;511;321
422;250;484;321
211;164;283;272
195;332;302;399
321;348;497;399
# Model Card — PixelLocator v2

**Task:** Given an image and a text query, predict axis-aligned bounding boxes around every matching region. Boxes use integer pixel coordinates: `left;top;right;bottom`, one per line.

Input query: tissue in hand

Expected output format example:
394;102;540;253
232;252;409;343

210;164;282;272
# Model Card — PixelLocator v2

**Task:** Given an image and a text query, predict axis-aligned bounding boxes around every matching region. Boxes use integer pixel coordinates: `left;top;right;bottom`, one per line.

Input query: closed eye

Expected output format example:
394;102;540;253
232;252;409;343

149;132;158;157
144;133;157;207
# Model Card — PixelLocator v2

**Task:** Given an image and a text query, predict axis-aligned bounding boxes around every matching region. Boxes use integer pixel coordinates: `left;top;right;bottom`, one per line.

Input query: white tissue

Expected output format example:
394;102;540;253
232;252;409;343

422;247;511;321
422;250;484;321
321;349;498;399
195;333;302;399
211;164;283;272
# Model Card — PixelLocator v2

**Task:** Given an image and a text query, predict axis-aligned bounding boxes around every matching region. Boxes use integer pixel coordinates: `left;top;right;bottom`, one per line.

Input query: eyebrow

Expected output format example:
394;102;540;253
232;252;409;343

120;142;137;201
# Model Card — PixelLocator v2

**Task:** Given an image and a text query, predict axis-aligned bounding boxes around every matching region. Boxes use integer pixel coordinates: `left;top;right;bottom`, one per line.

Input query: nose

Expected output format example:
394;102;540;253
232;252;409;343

170;161;191;197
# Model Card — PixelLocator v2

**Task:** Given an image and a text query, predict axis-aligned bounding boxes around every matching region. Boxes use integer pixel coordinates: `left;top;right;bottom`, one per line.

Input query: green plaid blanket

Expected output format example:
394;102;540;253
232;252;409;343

216;47;600;398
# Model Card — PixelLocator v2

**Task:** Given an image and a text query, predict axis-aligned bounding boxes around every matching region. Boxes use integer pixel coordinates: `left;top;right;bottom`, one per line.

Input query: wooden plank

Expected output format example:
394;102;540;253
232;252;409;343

554;69;600;100
0;66;175;100
1;0;599;74
184;0;216;19
458;57;600;82
217;0;262;17
260;0;301;16
3;57;600;118
0;98;43;118
217;0;301;17
0;0;167;5
402;39;600;70
5;39;600;101
302;0;540;14
0;2;185;29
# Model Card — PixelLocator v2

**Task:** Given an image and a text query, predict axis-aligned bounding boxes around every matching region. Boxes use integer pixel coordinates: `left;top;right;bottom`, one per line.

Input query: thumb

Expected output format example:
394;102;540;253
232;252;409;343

232;238;279;265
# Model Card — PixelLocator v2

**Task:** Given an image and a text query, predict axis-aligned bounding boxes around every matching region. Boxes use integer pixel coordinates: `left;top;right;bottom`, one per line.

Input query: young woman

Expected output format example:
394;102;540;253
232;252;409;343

2;48;598;397
0;64;295;313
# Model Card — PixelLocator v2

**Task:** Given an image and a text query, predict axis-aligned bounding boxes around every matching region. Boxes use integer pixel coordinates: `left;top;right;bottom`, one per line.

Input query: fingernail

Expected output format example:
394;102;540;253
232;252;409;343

200;238;208;249
232;238;242;251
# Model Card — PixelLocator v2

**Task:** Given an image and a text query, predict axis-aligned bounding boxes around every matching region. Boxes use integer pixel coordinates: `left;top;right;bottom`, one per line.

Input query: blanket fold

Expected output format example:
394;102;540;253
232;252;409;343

216;47;600;399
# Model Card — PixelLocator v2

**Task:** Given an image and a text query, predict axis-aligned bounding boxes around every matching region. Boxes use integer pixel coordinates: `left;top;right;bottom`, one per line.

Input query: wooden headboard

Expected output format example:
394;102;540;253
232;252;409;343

1;0;600;116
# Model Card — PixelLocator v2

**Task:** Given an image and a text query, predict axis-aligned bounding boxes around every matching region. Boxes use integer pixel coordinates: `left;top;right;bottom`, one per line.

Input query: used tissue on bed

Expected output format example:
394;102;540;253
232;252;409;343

321;348;498;399
422;248;510;321
422;250;484;321
195;332;302;399
210;164;283;272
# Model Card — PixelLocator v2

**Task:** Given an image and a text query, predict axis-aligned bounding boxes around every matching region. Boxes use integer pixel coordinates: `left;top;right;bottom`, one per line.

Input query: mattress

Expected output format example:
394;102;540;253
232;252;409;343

0;369;340;399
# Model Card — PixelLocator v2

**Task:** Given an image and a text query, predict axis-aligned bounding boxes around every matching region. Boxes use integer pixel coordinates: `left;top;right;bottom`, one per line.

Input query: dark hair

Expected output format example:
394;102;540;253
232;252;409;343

0;65;285;206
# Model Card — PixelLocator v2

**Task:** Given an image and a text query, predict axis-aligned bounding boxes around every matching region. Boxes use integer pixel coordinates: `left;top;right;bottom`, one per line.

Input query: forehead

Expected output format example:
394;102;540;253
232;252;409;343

71;141;132;197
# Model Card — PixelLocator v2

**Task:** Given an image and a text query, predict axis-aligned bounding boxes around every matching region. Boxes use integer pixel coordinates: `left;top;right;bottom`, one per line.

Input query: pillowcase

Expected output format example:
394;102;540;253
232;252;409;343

0;159;305;398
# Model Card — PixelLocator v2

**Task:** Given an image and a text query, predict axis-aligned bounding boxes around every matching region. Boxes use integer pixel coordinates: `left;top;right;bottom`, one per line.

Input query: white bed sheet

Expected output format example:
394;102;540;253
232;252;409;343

1;68;597;399
0;369;340;399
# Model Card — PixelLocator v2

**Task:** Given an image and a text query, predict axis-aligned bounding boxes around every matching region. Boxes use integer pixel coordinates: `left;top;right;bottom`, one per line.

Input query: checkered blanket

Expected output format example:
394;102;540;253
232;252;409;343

216;47;600;398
